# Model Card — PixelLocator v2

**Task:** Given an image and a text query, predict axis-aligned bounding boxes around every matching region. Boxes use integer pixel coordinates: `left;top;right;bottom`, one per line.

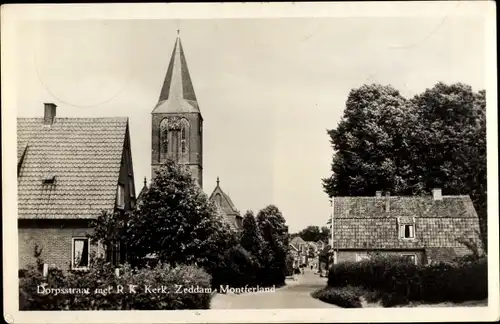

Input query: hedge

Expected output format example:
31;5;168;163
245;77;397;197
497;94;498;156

311;286;363;308
327;255;487;306
19;259;212;310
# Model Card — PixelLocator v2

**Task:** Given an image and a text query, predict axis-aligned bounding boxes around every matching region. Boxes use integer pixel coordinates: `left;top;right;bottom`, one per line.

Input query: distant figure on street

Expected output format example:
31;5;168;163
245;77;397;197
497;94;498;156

310;265;313;270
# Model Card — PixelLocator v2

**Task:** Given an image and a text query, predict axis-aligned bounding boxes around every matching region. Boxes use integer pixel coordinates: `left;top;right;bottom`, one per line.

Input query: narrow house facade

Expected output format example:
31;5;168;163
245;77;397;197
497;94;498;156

17;103;137;272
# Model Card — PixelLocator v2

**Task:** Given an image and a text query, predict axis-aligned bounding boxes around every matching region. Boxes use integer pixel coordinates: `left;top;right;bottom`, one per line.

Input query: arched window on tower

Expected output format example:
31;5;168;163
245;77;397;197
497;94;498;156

179;118;190;158
181;127;186;153
160;118;169;161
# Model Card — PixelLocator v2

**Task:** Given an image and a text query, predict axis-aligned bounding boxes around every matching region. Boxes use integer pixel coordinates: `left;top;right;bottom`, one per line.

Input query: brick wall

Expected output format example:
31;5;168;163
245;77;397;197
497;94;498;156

19;226;100;272
151;113;203;187
336;249;426;265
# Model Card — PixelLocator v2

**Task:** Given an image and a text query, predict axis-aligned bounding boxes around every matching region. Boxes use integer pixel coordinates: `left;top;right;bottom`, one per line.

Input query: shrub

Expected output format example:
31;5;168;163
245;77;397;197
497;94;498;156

19;266;68;310
327;255;487;305
19;259;212;310
380;292;409;307
311;286;362;308
210;245;262;289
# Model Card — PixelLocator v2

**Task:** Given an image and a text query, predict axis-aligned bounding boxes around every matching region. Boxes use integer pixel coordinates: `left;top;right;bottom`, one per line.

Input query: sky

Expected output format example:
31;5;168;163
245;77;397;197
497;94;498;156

14;15;486;233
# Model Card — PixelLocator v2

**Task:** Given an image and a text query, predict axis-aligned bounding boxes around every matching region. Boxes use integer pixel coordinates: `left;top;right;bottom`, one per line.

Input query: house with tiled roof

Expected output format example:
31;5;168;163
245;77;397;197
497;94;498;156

330;190;483;265
290;236;307;252
208;177;242;229
289;236;309;266
17;103;137;272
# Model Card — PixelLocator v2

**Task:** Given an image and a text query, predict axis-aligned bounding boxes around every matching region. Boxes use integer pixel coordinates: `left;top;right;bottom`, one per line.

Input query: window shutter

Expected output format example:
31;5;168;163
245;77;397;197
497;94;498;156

409;225;414;238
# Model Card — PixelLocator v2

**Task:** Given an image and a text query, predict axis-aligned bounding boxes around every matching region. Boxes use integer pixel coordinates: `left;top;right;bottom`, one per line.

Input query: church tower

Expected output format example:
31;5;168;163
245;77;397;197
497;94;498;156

151;32;203;188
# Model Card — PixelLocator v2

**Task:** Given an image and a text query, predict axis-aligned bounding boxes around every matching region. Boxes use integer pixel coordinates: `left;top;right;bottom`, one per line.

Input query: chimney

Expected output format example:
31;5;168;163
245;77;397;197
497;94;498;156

375;191;382;197
385;191;390;212
433;188;442;200
44;103;57;125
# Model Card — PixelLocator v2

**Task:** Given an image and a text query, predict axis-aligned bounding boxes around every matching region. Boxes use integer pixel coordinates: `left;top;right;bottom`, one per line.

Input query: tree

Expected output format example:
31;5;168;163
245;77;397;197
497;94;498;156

298;226;321;241
90;159;238;270
240;210;265;260
323;84;413;196
295;225;330;242
410;83;487;248
323;83;487;249
256;205;289;285
319;226;331;242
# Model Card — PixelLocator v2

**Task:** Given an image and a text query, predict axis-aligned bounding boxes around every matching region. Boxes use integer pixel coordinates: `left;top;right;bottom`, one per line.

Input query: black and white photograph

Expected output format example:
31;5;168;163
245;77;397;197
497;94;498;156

2;2;498;323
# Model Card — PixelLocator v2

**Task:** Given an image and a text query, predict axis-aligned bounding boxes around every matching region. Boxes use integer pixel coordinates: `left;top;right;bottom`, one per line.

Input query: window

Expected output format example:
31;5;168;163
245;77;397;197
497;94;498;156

356;252;370;262
215;193;222;206
107;241;122;266
402;254;417;265
72;238;89;270
400;224;415;239
42;174;56;184
179;119;189;156
117;184;125;208
129;178;135;198
160;118;169;158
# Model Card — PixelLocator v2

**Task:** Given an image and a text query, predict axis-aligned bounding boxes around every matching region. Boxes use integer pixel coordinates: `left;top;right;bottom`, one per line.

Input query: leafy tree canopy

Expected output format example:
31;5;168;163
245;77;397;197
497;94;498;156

294;225;331;242
90;159;238;269
323;82;487;248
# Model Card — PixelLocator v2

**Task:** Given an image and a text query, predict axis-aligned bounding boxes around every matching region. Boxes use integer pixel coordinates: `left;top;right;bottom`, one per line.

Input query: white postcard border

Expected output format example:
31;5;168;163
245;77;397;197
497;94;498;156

2;2;498;323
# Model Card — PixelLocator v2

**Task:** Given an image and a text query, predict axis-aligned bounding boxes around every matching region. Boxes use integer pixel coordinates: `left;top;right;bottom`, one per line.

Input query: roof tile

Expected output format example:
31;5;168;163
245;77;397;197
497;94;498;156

17;117;128;219
331;196;482;250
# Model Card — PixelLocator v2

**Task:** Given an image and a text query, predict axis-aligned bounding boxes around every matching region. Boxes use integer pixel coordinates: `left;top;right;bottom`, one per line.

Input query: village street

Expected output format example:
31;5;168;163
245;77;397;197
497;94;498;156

211;268;339;309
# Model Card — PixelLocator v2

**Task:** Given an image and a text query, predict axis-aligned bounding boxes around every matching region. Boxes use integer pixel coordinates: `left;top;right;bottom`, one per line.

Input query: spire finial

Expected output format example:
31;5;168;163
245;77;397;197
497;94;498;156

217;176;220;186
177;28;180;36
143;176;147;186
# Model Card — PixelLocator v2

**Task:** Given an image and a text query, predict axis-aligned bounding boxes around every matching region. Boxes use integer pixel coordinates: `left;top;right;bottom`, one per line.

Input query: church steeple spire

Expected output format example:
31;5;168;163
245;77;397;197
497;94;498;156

153;33;200;113
151;32;203;188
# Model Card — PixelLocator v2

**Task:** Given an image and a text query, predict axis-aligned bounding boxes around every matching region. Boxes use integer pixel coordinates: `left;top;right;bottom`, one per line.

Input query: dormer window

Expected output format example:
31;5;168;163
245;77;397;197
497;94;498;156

400;224;415;239
117;184;125;209
42;174;56;184
398;217;416;239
